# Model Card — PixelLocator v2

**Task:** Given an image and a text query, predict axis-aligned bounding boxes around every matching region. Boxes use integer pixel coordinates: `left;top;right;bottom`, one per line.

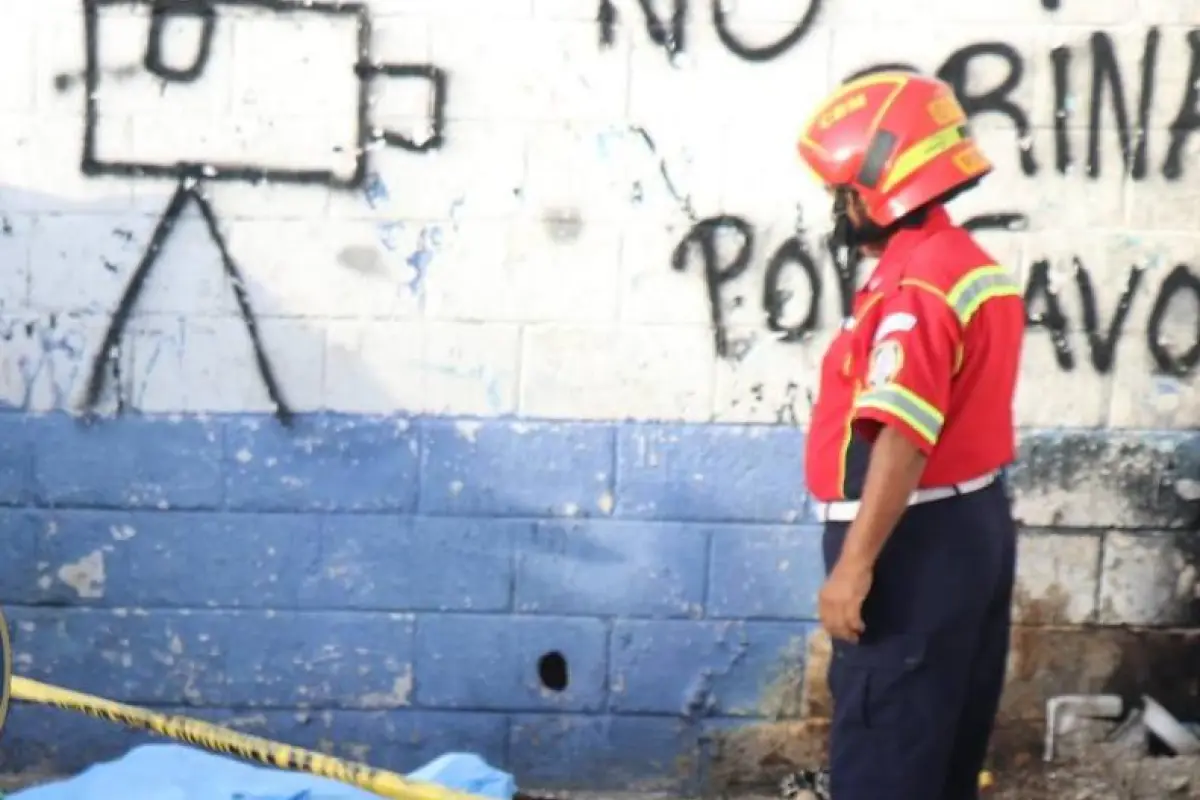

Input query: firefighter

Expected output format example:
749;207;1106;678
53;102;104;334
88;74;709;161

796;71;1026;799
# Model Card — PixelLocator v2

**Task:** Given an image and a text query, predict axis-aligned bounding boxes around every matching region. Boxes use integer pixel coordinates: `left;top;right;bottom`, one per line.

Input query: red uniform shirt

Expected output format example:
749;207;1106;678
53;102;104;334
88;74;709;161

805;206;1025;502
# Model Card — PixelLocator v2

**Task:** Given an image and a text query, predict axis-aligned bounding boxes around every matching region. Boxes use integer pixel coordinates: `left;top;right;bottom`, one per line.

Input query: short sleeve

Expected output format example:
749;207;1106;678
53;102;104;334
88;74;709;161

852;284;961;454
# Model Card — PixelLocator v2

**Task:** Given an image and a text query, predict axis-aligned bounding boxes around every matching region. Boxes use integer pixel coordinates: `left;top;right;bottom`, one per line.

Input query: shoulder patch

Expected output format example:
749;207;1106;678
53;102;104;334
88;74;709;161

873;311;917;342
867;340;904;388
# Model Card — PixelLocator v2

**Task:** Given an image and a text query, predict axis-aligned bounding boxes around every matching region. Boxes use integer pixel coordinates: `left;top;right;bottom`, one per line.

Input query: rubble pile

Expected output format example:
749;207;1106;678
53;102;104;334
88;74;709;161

1028;693;1200;798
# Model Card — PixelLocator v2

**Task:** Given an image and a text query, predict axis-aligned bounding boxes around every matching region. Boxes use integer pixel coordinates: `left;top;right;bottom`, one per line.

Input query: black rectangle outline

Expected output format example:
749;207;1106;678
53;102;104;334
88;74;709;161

80;0;371;189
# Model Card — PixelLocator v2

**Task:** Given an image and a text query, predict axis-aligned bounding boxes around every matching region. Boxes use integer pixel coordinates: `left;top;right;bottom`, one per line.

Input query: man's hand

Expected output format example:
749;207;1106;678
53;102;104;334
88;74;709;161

818;555;873;642
818;424;928;643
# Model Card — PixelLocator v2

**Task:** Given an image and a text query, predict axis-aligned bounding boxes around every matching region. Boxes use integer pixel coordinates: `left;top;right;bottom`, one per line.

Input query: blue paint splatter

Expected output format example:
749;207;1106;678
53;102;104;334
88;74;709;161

1153;377;1182;396
406;225;443;293
362;172;390;209
377;221;402;252
407;249;432;276
359;172;445;301
363;171;411;264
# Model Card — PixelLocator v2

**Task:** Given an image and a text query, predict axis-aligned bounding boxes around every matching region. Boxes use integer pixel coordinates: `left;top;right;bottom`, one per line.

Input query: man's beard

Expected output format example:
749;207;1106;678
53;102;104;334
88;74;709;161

830;187;889;251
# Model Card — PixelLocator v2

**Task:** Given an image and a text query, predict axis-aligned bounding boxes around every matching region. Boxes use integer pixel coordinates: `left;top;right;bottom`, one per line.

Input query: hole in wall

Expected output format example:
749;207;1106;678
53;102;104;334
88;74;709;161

537;651;568;692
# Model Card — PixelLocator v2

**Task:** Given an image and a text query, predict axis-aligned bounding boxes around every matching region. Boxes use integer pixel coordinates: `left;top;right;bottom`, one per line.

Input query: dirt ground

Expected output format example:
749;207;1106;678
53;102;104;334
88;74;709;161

739;755;1200;799
762;759;1200;799
985;756;1200;799
4;757;1200;799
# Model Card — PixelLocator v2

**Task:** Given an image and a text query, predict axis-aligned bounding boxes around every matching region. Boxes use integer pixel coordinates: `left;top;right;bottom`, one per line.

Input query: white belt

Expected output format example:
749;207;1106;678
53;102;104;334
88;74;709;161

815;470;999;523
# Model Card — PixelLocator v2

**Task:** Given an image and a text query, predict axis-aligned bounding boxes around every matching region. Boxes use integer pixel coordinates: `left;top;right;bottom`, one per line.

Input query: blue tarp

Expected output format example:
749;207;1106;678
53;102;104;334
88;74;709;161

10;744;516;800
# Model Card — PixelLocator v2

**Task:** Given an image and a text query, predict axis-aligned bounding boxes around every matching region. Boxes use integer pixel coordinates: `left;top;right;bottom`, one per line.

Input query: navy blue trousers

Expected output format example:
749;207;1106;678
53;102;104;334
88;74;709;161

822;480;1017;800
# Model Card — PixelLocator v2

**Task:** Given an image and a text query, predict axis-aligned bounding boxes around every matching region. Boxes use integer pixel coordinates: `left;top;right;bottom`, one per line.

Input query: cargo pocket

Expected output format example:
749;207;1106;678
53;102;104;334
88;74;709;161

829;634;928;731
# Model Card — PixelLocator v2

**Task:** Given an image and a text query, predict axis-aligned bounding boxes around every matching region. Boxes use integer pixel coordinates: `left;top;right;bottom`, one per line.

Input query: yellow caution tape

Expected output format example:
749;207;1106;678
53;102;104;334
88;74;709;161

0;609;482;800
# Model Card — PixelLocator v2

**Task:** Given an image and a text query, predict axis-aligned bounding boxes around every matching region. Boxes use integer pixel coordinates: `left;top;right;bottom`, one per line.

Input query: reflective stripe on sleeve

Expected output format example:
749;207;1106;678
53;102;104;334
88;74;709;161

854;384;944;446
946;265;1022;326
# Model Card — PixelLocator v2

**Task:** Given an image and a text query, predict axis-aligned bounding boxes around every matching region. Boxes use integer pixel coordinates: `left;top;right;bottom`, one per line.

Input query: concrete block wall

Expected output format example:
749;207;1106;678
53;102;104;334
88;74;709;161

0;0;1197;791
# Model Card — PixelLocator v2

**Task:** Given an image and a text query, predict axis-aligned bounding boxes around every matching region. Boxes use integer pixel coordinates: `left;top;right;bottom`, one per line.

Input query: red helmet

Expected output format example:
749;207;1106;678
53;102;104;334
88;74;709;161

796;71;992;227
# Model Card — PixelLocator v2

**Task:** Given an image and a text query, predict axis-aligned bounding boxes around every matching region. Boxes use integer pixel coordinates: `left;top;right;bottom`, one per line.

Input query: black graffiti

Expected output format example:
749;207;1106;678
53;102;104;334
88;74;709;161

144;0;216;83
597;0;822;62
631;126;698;220
54;63;139;92
1147;266;1200;375
598;0;686;55
1024;257;1143;373
356;63;448;153
1022;259;1072;368
962;213;1029;233
1165;30;1200;180
670;214;862;357
80;0;448;186
672;213;1200;378
762;237;821;341
850;26;1200;181
83;180;292;424
711;1;823;63
1086;29;1159;179
843;62;918;82
670;215;754;358
73;0;452;423
938;43;1038;176
1050;44;1071;174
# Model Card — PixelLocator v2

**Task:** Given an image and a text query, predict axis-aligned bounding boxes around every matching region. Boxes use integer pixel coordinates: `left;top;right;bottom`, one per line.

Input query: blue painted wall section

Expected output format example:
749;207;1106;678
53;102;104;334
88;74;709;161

2;412;1196;790
0;412;823;791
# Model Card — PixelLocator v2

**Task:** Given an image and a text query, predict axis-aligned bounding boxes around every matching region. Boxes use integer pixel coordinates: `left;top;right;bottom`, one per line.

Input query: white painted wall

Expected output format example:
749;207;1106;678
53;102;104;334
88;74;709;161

0;0;1196;428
